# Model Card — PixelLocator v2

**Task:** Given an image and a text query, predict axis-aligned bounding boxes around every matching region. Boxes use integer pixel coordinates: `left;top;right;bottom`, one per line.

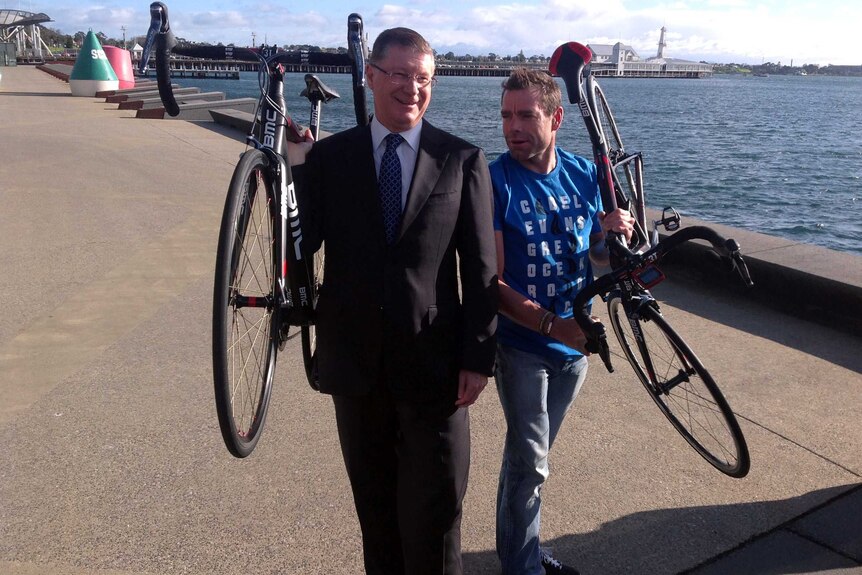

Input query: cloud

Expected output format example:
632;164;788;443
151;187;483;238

48;6;141;35
187;11;248;28
41;0;862;65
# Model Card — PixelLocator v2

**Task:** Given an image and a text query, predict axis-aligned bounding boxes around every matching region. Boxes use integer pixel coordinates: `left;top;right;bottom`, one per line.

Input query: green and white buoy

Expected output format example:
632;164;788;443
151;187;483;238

69;31;119;97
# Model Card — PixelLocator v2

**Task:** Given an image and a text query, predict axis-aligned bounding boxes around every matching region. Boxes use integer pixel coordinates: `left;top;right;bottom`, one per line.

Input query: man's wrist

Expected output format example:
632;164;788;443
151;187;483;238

539;311;556;336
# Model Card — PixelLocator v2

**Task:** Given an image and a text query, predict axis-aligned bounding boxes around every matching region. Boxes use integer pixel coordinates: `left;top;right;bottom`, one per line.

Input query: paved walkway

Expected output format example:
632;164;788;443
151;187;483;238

1;66;860;574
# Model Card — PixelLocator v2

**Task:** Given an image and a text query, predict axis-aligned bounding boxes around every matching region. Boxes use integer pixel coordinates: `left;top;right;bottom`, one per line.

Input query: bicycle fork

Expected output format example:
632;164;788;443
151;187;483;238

625;295;695;395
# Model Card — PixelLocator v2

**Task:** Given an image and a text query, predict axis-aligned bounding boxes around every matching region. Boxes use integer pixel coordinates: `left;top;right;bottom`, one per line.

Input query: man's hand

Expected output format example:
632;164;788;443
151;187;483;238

548;316;590;355
286;128;315;167
455;369;489;407
598;209;635;242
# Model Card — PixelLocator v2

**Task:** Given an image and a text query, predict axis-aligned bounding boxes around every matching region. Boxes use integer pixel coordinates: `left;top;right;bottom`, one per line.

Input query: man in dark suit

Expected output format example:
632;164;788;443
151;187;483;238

290;27;498;575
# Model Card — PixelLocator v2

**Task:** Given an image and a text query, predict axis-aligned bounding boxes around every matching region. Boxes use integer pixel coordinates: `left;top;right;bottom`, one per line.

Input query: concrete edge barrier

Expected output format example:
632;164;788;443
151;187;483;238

109;86;201;104
209;108;330;140
118;90;221;110
644;209;861;336
135;97;259;121
136;107;165;119
95;81;161;98
209;108;256;133
134;92;225;110
36;63;72;82
171;97;258;121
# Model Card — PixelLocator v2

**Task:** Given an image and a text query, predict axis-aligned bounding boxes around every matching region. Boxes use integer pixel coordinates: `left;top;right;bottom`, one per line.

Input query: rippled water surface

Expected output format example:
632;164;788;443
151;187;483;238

192;72;862;254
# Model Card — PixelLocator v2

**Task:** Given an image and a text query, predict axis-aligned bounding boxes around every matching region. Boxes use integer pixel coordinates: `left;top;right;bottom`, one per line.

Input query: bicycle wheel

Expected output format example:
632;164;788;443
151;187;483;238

300;244;323;390
590;79;625;156
607;295;750;477
213;149;279;458
589;80;648;249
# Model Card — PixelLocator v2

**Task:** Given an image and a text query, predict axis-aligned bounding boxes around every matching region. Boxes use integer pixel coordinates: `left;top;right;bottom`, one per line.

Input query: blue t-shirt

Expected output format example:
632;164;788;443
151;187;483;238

491;148;603;358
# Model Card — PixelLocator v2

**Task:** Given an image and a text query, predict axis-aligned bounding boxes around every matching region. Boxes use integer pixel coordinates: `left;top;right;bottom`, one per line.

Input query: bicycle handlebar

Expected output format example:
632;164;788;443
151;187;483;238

571;225;754;372
138;2;364;120
348;13;370;126
139;2;180;116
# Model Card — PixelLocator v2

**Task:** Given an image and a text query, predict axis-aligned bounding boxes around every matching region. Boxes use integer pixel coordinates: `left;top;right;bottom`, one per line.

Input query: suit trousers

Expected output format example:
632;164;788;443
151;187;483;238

333;387;470;575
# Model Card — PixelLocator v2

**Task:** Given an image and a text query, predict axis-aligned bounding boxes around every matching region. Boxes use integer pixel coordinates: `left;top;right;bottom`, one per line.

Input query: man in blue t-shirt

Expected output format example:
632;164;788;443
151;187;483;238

490;68;634;575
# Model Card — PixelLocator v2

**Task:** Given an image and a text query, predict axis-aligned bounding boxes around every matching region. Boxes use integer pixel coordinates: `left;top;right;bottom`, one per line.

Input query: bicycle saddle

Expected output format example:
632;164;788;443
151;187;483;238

301;74;341;103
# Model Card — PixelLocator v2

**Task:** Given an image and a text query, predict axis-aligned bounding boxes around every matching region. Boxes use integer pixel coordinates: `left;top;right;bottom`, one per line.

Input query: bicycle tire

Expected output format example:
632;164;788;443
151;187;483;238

589;79;625;155
212;149;279;458
301;245;323;390
607;295;750;477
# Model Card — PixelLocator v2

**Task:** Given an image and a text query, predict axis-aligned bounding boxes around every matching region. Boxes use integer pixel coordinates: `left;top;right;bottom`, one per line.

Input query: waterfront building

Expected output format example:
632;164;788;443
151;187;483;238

588;27;713;78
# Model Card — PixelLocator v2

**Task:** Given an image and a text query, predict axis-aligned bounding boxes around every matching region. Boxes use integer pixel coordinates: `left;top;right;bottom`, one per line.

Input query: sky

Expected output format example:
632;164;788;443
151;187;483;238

8;0;862;66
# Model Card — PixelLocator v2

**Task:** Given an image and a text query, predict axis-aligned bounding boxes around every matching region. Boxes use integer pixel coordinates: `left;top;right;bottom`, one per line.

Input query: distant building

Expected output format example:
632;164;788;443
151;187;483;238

588;27;713;78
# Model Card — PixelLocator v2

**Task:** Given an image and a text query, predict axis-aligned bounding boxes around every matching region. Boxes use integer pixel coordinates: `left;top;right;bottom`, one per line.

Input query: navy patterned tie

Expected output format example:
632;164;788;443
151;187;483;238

379;133;404;244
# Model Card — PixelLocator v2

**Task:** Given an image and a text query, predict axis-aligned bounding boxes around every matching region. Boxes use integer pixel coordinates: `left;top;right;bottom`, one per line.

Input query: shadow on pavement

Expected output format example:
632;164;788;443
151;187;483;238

649;273;861;374
0;91;72;97
462;483;861;575
188;118;251;143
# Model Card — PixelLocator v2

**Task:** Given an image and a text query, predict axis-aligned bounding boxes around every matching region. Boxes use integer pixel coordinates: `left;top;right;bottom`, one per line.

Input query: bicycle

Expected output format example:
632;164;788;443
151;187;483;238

549;42;753;478
140;2;370;458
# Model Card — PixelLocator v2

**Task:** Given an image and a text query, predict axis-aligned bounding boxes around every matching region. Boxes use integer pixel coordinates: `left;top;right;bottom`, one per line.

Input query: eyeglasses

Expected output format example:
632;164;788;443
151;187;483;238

370;62;437;88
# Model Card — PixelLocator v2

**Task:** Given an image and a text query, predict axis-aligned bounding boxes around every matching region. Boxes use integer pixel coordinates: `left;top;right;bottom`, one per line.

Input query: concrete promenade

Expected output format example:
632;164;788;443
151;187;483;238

1;65;860;574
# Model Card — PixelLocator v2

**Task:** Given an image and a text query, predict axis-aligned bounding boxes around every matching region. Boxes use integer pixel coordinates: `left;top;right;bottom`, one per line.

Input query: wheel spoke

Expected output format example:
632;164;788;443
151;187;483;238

233;174;273;299
607;296;748;476
228;308;268;432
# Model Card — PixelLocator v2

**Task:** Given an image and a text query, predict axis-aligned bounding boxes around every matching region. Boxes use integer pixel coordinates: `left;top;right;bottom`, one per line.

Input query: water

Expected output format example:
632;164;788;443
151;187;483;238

188;72;862;255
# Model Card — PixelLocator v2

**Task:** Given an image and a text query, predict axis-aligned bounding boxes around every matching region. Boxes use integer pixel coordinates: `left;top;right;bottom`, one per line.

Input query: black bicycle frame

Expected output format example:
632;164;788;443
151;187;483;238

253;64;312;321
550;41;753;372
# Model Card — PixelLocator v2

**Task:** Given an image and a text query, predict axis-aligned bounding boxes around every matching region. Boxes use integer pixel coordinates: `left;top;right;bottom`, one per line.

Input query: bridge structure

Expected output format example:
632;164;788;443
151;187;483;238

0;9;53;62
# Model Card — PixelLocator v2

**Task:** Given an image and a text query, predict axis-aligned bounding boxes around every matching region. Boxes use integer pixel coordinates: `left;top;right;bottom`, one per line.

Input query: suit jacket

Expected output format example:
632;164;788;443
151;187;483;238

295;120;498;402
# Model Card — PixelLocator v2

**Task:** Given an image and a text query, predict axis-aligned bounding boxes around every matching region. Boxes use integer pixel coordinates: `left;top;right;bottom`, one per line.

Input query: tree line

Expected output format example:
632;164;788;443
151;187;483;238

39;26;550;63
39;25;860;75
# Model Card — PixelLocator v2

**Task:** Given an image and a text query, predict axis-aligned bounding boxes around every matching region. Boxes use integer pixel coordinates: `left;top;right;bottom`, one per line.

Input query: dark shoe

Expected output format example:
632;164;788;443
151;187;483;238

541;548;579;575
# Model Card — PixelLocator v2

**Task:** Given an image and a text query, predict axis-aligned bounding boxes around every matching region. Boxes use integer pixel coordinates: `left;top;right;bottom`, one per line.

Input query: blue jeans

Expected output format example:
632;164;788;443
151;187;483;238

495;344;589;575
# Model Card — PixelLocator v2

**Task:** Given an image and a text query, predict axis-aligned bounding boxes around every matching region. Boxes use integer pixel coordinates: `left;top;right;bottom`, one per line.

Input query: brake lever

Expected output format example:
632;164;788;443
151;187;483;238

347;13;370;126
140;2;180;116
138;3;164;74
723;239;755;288
583;319;614;373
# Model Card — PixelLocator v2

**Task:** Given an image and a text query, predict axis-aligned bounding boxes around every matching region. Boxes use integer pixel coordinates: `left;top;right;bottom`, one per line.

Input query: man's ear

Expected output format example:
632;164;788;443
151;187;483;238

366;63;375;89
551;106;564;131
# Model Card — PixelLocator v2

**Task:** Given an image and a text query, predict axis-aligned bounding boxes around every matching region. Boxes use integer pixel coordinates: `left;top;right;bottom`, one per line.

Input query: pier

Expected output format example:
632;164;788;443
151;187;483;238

137;66;240;80
133;56;710;79
139;57;353;76
1;65;860;575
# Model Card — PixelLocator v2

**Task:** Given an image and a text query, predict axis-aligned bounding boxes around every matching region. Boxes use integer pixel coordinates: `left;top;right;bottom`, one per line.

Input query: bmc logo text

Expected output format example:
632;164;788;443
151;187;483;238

263;109;278;148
